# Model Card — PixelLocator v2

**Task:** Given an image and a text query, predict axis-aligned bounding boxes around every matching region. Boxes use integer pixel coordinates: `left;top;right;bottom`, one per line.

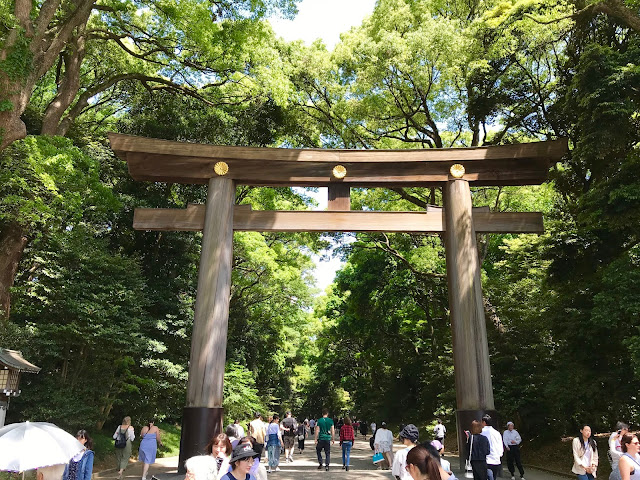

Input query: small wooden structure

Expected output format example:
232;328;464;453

109;133;568;470
0;349;41;427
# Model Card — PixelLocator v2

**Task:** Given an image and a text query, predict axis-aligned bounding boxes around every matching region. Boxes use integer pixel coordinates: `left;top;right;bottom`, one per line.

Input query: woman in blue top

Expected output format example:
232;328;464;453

140;419;163;480
266;414;283;473
63;430;94;480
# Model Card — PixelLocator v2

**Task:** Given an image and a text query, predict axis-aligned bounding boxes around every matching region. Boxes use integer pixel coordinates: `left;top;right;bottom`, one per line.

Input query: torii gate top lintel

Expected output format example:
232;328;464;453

108;133;568;187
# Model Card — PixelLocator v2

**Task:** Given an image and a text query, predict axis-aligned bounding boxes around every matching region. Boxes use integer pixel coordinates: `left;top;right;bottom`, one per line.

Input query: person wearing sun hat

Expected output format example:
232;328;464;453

392;424;419;480
225;444;259;480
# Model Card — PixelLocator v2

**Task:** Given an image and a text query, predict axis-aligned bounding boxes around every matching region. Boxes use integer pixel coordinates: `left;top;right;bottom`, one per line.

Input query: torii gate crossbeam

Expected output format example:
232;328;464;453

109;133;568;471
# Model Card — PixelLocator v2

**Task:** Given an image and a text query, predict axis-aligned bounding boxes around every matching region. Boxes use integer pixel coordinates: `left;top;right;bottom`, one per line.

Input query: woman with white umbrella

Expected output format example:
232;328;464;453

62;430;93;480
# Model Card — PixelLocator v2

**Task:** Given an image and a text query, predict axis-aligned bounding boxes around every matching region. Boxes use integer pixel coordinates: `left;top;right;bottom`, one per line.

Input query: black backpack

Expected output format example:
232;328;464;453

114;427;127;449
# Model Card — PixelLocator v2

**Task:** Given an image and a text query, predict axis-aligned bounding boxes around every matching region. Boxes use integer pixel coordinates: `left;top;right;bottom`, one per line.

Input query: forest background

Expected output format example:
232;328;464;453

1;0;640;459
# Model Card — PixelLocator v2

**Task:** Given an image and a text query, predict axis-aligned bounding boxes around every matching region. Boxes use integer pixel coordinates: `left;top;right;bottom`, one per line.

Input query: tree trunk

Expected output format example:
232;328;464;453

0;222;27;322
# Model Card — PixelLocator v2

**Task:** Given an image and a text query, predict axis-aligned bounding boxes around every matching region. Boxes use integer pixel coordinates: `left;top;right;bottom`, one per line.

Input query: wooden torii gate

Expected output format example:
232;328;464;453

109;133;567;470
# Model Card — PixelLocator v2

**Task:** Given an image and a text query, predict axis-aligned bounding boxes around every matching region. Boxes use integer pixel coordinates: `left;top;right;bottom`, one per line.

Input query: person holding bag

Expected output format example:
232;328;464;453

467;420;490;480
113;416;135;480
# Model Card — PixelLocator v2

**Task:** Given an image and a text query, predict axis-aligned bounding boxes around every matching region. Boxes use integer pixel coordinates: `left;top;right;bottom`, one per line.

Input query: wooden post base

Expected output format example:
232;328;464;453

178;407;224;473
455;409;500;470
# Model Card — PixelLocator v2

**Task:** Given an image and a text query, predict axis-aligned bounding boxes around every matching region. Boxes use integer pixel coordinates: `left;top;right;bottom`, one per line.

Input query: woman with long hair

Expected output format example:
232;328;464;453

63;430;94;480
467;420;490;480
113;416;135;480
206;433;232;480
572;425;599;480
405;445;443;480
618;433;640;480
139;419;163;480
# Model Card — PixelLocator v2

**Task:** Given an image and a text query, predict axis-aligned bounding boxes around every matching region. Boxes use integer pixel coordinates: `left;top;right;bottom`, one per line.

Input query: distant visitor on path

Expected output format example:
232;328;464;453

481;415;503;480
405;444;443;480
339;416;355;471
371;421;377;436
266;414;283;473
249;413;266;461
63;429;94;480
572;425;598;480
297;420;308;454
315;408;335;471
281;411;297;463
503;422;525;480
609;422;629;480
139;419;163;480
468;420;490;480
360;420;368;439
617;433;640;480
374;422;394;470
434;419;446;444
392;424;419;480
113;416;135;480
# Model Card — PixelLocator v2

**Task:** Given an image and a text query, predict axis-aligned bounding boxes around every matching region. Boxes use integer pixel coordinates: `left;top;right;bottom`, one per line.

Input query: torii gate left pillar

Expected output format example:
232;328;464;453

179;177;235;467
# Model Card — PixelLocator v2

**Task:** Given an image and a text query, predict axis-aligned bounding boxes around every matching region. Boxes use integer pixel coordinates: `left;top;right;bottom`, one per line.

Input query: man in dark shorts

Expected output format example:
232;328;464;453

315;408;335;471
281;411;297;463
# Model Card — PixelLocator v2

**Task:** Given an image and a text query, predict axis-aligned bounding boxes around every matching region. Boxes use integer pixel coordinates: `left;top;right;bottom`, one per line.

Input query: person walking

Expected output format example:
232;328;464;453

434;420;446;444
249;413;266;462
63;430;94;480
339;416;355;471
609;422;630;480
617;434;640;480
266;414;283;473
572;425;598;480
113;416;135;480
503;422;525;480
469;420;491;480
139;420;163;480
392;424;419;480
374;422;394;470
281;411;297;463
371;421;377;436
315;408;335;471
296;421;307;455
360;420;368;439
481;414;504;480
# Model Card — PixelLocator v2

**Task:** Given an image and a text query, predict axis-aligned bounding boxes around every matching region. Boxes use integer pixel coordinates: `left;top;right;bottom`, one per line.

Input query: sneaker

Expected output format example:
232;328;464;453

267;468;272;473
325;466;329;471
511;477;515;480
285;458;289;463
318;465;323;470
521;477;525;480
346;466;349;471
275;467;280;472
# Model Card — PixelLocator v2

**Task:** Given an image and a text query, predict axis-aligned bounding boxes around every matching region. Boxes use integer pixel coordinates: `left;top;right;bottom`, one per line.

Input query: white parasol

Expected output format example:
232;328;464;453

0;421;85;472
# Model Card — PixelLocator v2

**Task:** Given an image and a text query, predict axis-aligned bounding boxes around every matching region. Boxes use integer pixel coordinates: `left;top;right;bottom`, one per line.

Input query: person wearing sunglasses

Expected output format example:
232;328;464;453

618;434;640;480
405;445;443;480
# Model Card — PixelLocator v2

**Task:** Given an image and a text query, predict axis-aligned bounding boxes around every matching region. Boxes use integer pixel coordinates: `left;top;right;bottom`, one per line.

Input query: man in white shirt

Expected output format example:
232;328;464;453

392;424;419;480
482;414;504;480
503;422;525;480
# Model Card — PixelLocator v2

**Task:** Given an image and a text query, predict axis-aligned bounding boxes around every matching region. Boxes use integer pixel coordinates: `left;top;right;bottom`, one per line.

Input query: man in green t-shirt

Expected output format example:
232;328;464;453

314;408;335;471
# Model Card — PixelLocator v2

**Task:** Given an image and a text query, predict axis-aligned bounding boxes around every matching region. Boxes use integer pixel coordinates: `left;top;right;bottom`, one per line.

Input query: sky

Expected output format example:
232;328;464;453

269;0;377;49
272;1;376;291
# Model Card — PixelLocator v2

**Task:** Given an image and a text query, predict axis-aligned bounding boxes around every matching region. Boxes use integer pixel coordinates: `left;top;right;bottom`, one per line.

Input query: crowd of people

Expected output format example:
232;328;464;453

41;413;640;480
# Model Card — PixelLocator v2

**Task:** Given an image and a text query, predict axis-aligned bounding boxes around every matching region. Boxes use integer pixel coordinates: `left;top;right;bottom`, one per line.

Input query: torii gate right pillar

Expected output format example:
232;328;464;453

444;178;497;469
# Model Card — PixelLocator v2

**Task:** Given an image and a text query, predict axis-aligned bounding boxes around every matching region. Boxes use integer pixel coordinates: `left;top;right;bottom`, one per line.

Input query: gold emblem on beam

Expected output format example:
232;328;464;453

449;164;465;178
332;165;347;179
214;162;229;176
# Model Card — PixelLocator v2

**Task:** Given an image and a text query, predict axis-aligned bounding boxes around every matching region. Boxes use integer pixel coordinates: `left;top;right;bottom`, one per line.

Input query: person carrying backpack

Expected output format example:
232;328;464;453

113;416;135;480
